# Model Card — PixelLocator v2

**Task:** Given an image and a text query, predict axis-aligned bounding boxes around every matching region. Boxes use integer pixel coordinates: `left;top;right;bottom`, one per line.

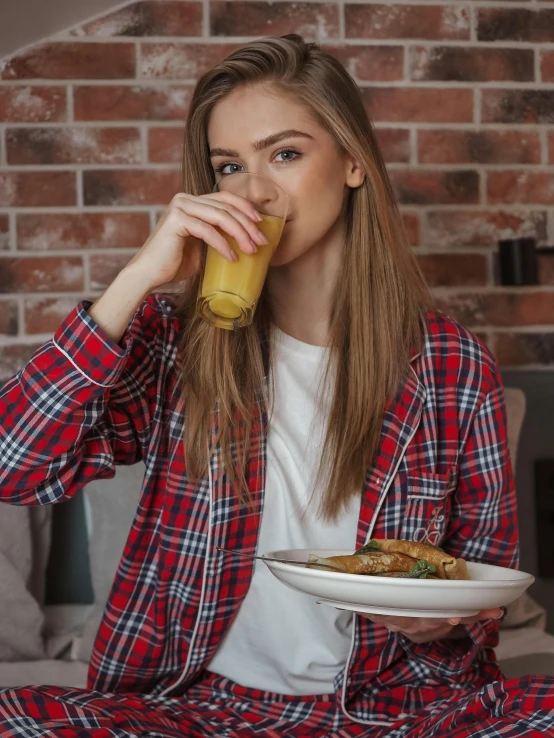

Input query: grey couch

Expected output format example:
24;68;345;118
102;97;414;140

1;389;553;688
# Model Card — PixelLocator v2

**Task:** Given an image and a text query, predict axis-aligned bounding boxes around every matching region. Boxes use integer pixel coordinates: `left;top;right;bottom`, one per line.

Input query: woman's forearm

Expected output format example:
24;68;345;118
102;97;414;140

88;264;153;344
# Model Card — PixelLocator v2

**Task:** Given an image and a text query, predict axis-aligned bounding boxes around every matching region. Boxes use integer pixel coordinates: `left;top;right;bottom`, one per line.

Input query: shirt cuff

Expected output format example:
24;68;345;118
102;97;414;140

52;300;140;388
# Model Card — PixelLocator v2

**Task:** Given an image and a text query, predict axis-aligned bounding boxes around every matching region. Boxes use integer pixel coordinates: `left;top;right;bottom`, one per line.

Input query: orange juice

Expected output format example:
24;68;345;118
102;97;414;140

198;214;284;329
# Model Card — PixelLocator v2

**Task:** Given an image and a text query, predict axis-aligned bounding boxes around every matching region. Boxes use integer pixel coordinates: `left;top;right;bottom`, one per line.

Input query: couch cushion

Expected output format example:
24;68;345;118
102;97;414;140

497;627;554;678
77;463;144;662
497;626;554;661
501;592;546;631
501;388;536;632
499;653;554;679
504;387;526;470
44;604;94;660
0;505;51;661
0;660;88;689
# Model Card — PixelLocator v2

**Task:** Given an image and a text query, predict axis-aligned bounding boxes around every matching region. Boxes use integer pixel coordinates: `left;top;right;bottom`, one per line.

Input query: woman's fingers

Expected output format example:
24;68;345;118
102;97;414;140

354;605;504;646
358;606;503;642
175;192;267;253
175;212;237;262
204;189;264;223
453;608;503;626
200;198;269;247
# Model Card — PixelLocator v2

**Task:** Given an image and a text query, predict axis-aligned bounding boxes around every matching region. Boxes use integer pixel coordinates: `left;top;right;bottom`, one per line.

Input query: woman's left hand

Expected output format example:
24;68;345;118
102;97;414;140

357;607;503;644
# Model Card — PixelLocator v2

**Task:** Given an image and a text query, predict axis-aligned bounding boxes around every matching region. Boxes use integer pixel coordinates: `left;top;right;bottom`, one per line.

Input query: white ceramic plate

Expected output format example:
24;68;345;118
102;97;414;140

262;548;535;618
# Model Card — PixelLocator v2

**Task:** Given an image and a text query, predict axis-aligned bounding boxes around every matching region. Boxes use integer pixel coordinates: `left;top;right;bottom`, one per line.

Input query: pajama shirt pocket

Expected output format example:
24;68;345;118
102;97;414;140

399;470;456;547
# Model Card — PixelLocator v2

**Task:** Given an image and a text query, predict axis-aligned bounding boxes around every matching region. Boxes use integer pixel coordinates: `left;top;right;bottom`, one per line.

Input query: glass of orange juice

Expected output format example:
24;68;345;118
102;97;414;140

197;172;289;330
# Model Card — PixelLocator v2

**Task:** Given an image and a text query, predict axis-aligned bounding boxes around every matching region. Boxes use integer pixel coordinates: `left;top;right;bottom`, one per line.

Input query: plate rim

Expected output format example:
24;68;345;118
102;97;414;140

262;548;535;588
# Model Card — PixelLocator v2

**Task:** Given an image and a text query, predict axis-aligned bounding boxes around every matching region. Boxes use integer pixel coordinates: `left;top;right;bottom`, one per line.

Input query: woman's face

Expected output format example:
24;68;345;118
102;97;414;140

207;84;364;267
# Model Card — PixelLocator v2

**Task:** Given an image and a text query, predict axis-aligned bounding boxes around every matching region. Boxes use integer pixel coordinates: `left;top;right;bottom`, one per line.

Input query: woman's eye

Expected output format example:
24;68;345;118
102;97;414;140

217;162;244;176
216;150;300;176
275;149;300;163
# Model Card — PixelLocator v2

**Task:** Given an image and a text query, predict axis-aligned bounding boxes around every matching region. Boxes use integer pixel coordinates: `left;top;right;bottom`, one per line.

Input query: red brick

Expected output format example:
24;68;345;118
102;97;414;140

478;8;554;43
487;172;554;205
83;169;181;206
549;132;554;164
410;46;534;83
0;215;9;250
0;256;84;293
418;130;541;165
0;87;66;122
401;213;420;247
90;253;135;290
324;45;403;82
495;332;554;367
482;90;554;124
16;213;151;251
390;170;479;206
538;253;554;286
362;87;473;123
2;42;136;80
24;296;84;334
375;129;410;163
542;51;554;82
345;4;470;40
418;254;487;287
74;85;192;121
0;300;18;335
148;126;183;163
0;172;76;207
425;210;547;249
210;2;339;38
72;1;202;37
435;291;554;328
139;43;240;78
6;127;142;165
0;344;44;383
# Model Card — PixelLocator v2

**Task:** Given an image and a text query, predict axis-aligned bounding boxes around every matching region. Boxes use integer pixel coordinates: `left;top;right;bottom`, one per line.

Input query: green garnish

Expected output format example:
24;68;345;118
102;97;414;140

394;560;436;579
355;540;379;555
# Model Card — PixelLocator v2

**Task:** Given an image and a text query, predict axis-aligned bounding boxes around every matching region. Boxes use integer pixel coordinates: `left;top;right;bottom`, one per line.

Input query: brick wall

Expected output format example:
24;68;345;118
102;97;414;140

0;0;553;380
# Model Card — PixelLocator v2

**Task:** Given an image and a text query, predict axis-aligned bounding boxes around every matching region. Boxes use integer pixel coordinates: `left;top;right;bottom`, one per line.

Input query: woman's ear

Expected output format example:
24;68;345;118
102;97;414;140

345;157;365;189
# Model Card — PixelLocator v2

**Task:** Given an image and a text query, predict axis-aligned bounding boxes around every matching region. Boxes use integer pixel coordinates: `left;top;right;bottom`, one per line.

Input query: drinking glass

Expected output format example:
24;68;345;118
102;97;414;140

197;172;289;330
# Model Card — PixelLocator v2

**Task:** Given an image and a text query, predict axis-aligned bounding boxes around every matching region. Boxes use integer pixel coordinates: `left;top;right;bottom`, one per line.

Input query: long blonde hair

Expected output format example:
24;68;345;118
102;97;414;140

175;34;430;520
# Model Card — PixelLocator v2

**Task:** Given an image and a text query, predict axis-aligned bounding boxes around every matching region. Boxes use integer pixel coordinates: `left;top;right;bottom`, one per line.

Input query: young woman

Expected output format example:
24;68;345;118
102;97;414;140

0;34;552;738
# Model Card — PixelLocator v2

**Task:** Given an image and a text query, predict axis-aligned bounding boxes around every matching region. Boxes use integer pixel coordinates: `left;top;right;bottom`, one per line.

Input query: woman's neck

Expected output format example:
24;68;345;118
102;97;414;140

267;223;344;347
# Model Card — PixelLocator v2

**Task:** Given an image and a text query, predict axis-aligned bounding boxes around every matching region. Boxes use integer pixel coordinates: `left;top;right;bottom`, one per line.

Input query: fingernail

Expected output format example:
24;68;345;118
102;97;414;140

254;211;264;222
251;231;268;245
448;619;460;626
249;239;258;252
230;251;238;262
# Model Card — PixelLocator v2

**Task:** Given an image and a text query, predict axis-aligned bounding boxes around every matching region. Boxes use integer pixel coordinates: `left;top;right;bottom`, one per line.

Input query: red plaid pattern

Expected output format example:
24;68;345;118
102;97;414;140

1;295;553;736
1;674;553;736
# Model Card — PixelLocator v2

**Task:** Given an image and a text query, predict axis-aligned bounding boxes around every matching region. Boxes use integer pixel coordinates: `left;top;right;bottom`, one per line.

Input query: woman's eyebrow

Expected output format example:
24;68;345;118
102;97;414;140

209;129;314;158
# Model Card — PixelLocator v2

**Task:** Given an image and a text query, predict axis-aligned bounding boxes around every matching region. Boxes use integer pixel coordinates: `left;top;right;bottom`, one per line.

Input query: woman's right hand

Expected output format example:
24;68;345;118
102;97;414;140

126;191;269;292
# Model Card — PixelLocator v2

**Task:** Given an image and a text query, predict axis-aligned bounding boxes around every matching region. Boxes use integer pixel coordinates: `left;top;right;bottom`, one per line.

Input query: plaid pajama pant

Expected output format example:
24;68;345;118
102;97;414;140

1;672;553;738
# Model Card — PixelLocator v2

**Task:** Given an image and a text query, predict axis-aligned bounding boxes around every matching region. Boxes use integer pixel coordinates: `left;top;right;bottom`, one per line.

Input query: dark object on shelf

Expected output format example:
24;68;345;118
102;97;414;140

498;238;538;286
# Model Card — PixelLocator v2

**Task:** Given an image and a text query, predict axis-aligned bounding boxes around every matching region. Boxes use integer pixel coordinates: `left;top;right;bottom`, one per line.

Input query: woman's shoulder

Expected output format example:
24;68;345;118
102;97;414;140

421;309;499;391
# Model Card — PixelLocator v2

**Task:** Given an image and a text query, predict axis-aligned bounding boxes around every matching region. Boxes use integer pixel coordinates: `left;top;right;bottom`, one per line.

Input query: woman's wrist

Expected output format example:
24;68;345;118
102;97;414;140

88;264;152;344
119;261;157;297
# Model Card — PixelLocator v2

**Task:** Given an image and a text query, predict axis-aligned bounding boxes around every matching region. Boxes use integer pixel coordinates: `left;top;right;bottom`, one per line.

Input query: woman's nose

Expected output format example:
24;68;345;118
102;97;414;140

245;179;275;208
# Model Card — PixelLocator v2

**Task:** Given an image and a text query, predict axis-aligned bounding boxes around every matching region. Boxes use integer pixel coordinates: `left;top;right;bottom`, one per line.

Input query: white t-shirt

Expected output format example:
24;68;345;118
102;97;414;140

209;329;360;695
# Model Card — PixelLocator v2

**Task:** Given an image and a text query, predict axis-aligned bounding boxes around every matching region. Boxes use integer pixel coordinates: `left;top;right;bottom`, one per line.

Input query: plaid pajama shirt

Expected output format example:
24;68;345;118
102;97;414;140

0;295;553;737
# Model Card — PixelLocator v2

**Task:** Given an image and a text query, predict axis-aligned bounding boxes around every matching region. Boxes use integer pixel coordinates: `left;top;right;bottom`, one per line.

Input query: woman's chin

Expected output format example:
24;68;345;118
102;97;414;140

269;236;305;268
